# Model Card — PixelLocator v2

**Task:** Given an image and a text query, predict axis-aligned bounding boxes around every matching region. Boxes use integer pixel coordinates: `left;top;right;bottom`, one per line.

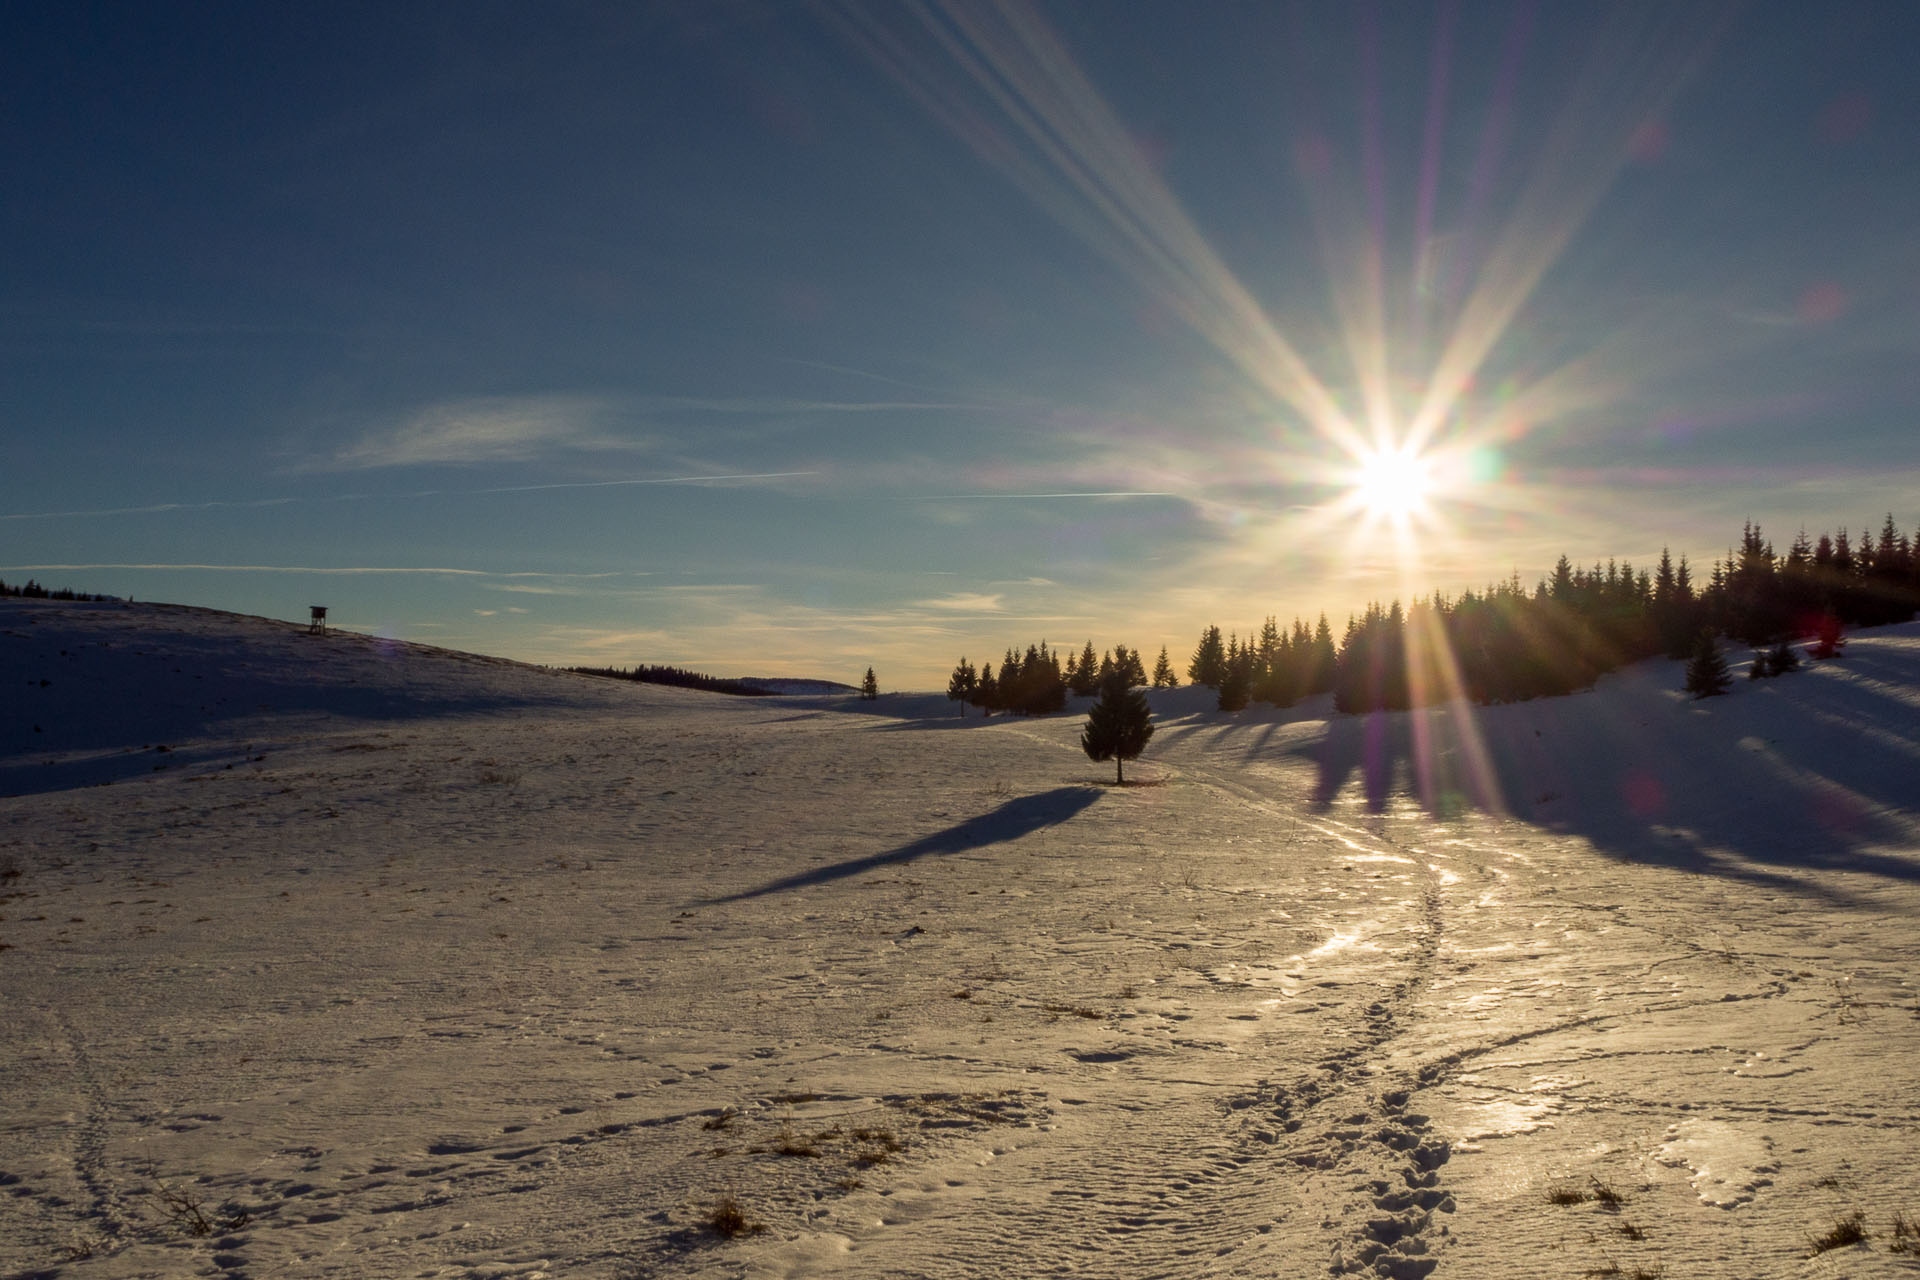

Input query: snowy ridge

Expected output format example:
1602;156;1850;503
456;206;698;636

3;599;1919;1278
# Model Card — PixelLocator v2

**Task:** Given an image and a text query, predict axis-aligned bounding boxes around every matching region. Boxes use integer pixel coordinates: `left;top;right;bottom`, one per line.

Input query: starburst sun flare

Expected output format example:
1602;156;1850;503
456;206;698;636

1351;446;1437;520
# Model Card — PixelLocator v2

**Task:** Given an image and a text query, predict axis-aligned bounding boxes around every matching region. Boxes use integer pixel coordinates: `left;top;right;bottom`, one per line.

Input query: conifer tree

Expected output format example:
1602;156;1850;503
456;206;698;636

861;667;879;700
1071;640;1100;695
1767;639;1800;674
1151;645;1178;688
1189;625;1227;687
946;658;977;715
1307;615;1338;694
1218;648;1253;712
972;661;998;716
1081;672;1154;784
1683;631;1730;699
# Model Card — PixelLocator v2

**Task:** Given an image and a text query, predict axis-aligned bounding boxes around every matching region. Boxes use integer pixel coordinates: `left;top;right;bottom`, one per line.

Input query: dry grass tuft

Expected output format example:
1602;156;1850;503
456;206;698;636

1808;1210;1868;1255
1587;1176;1627;1206
1890;1210;1920;1254
707;1193;765;1238
1040;1002;1103;1020
850;1126;905;1165
769;1124;822;1158
150;1181;249;1237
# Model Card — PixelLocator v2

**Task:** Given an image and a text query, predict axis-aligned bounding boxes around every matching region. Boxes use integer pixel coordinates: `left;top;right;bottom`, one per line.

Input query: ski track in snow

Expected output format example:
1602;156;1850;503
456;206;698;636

3;599;1920;1278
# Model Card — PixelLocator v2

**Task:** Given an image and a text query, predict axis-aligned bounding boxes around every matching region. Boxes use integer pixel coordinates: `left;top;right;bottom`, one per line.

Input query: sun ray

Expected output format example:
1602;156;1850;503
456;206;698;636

824;0;1369;457
1403;5;1732;455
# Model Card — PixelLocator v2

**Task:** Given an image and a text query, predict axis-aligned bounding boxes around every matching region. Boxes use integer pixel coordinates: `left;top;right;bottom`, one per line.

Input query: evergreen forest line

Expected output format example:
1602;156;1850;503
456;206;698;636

565;663;777;698
0;578;115;602
947;514;1920;717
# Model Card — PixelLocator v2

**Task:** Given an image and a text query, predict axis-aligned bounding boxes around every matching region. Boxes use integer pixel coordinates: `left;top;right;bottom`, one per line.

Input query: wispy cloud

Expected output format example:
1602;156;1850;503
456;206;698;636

0;472;822;522
915;592;1005;611
322;390;968;472
330;394;638;468
916;490;1177;500
0;496;305;522
644;395;965;414
0;562;618;578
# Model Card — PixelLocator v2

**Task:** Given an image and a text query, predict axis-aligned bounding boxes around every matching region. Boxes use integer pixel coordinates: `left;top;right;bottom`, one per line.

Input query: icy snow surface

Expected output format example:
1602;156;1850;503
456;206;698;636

4;599;1920;1278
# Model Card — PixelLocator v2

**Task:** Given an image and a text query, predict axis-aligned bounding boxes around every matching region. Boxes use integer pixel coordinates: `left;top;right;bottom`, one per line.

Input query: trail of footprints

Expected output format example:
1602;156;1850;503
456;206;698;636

1246;883;1456;1279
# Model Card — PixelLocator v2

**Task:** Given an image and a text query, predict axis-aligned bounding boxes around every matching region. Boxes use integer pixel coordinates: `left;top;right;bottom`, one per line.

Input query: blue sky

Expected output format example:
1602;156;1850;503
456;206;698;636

6;1;1918;686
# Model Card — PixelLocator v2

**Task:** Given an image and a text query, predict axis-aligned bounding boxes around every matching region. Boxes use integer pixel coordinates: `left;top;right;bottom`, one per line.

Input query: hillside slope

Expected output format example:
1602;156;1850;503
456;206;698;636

2;601;1918;1279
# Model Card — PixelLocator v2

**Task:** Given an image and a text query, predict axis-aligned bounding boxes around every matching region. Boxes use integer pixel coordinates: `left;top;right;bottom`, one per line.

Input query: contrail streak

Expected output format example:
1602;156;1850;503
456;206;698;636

0;472;823;522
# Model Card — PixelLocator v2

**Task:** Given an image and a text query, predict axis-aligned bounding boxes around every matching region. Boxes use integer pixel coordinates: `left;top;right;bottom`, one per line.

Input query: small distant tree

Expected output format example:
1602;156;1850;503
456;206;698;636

1081;672;1154;784
1188;625;1227;687
1111;643;1148;688
1151;645;1179;688
946;658;977;715
1684;631;1730;699
1217;650;1253;712
861;667;879;701
1767;640;1801;675
1070;640;1100;695
972;661;999;716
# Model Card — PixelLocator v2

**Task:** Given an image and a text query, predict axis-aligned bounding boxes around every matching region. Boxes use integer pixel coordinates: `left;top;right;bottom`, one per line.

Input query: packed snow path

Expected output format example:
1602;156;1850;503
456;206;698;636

3;600;1919;1278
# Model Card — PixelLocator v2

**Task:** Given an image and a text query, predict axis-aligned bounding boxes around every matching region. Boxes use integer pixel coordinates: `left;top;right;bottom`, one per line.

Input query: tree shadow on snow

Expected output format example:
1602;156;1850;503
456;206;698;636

701;785;1102;904
1279;645;1920;899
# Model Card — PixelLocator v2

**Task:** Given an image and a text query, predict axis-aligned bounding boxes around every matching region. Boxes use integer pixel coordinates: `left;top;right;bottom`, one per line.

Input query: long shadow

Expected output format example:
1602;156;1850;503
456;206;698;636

703;785;1102;905
1279;647;1920;900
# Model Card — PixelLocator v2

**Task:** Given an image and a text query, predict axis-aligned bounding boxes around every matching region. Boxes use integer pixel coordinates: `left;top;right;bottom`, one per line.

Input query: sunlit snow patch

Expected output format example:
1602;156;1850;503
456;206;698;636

1448;1082;1562;1150
1654;1119;1778;1208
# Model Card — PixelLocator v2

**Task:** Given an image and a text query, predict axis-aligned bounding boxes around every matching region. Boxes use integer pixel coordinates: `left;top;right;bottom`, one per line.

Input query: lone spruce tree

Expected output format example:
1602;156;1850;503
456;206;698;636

861;667;879;701
946;658;976;715
1081;672;1154;784
1684;630;1730;699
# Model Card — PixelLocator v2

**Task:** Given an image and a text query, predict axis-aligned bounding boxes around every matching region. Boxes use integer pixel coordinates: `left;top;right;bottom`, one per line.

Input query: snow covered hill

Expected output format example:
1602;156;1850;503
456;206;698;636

4;598;1919;1279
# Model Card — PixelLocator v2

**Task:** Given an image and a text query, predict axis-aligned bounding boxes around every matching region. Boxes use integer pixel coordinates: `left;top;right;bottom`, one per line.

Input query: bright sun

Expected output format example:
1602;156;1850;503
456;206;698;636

1352;447;1434;518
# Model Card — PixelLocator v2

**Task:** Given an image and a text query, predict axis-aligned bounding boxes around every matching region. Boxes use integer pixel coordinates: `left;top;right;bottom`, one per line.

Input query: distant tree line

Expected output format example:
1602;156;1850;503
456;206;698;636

0;578;113;601
947;512;1919;718
1186;616;1341;712
947;639;1178;717
566;664;776;697
1228;514;1919;713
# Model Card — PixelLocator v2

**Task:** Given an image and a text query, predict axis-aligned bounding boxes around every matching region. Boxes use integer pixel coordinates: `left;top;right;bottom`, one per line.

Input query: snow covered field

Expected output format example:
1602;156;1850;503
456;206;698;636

4;598;1920;1279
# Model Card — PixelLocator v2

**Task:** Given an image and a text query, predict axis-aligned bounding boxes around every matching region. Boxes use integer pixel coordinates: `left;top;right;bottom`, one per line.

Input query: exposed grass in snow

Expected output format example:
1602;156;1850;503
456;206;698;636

1807;1209;1869;1254
704;1192;764;1238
